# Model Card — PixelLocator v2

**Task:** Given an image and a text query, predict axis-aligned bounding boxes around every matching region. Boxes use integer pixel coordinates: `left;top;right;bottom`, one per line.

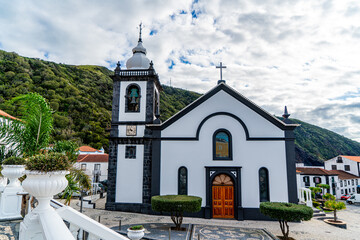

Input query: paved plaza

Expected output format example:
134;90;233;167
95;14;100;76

1;195;360;239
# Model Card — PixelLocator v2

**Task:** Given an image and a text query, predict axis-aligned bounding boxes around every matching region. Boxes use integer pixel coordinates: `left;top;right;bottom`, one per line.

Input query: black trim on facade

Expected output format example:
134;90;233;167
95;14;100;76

142;140;152;204
105;140;118;210
285;130;298;203
150;83;297;131
145;80;155;123
205;167;242;220
151;128;161;197
149;112;293;141
110;81;121;138
178;166;188;195
213;129;233;160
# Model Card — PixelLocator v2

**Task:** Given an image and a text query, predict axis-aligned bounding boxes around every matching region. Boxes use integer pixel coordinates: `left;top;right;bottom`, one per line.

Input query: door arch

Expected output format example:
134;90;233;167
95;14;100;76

212;174;234;218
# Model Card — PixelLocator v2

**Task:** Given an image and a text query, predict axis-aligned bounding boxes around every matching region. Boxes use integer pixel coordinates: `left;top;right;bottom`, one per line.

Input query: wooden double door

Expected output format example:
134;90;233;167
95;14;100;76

212;174;234;218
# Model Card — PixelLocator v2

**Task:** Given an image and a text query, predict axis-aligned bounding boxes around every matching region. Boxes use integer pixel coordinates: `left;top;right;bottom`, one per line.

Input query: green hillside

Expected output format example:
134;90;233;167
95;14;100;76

0;49;359;165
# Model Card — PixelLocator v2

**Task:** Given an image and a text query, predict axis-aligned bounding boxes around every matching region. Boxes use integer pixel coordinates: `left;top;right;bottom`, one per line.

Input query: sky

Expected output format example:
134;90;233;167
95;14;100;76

1;0;360;141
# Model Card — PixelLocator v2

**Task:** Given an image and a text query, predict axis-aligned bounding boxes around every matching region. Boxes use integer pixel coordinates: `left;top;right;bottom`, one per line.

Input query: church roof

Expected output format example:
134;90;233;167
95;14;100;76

150;83;298;131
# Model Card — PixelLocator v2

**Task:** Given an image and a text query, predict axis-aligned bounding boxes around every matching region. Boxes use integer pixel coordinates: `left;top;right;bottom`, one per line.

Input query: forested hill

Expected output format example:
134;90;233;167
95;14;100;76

1;49;360;165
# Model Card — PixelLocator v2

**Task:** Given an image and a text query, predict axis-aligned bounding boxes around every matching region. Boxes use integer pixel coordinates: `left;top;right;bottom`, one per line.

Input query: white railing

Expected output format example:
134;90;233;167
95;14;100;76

298;187;312;207
51;199;128;240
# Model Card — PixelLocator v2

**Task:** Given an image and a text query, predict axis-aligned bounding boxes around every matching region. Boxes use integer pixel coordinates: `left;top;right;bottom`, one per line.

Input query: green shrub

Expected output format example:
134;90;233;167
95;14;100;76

152;195;202;230
129;225;143;230
312;201;320;208
323;193;335;201
260;202;313;240
26;152;72;172
3;156;26;165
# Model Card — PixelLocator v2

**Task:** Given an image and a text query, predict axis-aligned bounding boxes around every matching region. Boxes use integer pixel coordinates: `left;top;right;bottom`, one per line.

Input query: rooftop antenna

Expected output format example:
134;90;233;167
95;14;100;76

216;62;226;84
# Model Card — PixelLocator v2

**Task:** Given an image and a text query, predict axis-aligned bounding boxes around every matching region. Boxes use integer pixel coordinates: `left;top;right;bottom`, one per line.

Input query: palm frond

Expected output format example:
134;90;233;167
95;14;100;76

2;93;54;156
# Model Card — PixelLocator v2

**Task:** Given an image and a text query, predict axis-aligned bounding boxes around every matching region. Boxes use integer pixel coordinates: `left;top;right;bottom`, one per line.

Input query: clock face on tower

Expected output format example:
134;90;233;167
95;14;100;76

126;125;137;136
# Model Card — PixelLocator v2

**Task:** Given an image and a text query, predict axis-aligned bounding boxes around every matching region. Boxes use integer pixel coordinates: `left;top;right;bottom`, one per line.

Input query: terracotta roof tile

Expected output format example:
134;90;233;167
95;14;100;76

340;155;360;163
0;110;18;120
77;154;108;163
78;146;100;152
296;167;337;176
328;170;359;180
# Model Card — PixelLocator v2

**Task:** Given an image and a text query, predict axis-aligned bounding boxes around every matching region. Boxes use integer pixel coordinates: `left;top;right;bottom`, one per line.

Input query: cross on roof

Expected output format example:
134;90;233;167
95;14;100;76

216;62;227;84
138;22;143;42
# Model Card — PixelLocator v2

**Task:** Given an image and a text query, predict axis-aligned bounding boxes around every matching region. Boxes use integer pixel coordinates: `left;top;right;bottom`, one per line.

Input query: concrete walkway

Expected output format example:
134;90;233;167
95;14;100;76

77;195;358;240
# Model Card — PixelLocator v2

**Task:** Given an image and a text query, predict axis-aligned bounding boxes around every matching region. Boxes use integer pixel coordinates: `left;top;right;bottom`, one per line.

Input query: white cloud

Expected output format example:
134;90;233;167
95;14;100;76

1;0;360;142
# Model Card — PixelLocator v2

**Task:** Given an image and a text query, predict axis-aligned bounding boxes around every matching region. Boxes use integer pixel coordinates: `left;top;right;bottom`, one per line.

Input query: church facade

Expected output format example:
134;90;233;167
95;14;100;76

105;34;298;220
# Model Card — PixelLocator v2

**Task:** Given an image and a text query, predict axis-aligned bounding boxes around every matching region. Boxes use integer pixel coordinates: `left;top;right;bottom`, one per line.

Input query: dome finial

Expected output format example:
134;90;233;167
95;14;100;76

282;106;290;119
138;22;143;43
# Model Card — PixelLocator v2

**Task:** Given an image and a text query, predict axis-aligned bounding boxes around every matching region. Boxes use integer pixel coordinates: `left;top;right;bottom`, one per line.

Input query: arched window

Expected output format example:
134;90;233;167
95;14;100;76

125;84;141;112
259;167;270;202
178;167;188;195
213;129;232;160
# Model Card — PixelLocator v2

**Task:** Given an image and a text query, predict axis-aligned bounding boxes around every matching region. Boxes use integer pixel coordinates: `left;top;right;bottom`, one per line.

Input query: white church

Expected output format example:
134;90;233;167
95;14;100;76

105;30;299;220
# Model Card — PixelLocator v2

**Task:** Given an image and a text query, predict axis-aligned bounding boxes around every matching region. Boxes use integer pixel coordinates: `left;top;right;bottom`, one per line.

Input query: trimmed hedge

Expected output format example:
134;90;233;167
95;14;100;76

151;195;202;213
26;152;71;172
260;202;313;222
3;156;26;165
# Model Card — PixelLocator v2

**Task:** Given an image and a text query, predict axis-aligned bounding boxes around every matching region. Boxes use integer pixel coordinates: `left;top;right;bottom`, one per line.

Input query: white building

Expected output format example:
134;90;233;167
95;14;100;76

296;167;338;196
105;32;299;220
331;170;360;196
324;155;360;177
75;146;108;183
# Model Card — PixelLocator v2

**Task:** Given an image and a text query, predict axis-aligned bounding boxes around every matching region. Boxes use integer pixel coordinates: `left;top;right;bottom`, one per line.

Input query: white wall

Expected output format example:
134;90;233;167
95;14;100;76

74;162;108;182
119;81;147;122
162;90;285;138
116;144;144;203
336;178;360;197
160;114;289;208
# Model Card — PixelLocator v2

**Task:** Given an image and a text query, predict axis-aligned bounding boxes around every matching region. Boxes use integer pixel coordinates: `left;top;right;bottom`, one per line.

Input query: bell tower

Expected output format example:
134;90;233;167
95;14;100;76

106;25;162;212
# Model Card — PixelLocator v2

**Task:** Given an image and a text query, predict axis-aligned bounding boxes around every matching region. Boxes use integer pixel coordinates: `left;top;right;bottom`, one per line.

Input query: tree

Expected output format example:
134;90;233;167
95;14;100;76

316;184;330;197
324;200;346;222
151;195;202;230
260;202;313;240
0;93;53;157
323;193;336;201
309;187;322;199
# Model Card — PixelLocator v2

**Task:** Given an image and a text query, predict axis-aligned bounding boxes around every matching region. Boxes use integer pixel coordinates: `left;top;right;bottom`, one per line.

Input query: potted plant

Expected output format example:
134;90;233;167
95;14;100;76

1;156;26;187
22;152;73;212
127;225;145;240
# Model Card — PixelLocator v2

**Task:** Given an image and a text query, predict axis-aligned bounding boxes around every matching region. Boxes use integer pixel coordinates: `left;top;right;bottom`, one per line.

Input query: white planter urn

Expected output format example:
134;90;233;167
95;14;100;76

127;228;145;240
22;170;69;212
1;165;25;187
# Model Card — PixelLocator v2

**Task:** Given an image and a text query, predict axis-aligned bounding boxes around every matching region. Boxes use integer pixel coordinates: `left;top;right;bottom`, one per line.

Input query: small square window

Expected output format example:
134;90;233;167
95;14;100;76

337;157;343;163
345;165;350;171
125;146;136;159
331;165;337;170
